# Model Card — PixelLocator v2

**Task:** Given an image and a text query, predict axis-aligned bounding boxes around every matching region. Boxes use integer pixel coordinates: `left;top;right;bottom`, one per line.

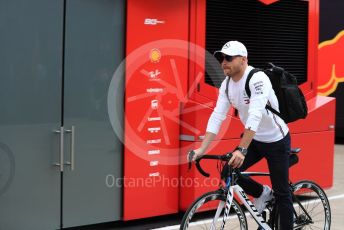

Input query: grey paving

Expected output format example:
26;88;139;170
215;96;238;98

326;144;344;230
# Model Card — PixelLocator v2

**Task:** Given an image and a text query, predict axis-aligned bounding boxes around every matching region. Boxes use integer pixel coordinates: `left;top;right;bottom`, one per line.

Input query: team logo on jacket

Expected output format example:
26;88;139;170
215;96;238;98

243;91;250;104
254;81;264;95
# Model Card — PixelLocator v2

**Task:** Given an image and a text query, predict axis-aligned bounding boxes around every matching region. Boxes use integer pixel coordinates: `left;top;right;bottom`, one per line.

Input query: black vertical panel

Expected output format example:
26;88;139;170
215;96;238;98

319;0;344;139
205;0;309;88
319;0;344;41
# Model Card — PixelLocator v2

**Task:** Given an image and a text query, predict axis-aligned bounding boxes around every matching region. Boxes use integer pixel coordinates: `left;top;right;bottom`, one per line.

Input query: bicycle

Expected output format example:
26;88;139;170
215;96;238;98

180;148;331;230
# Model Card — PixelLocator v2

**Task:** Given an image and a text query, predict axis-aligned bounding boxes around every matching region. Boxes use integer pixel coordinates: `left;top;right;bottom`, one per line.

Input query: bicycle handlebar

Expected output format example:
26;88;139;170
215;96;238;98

188;149;300;178
188;150;233;177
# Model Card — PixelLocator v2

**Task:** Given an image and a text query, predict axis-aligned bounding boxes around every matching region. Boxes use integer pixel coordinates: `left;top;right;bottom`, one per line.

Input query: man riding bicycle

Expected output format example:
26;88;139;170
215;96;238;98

189;41;293;230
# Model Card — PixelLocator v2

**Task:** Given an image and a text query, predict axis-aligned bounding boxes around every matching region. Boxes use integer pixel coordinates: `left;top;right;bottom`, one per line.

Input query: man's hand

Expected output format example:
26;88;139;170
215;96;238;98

228;150;245;168
187;148;205;162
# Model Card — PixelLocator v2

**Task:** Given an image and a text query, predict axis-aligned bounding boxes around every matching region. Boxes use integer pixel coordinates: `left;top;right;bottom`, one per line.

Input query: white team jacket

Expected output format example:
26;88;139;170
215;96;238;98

206;65;289;143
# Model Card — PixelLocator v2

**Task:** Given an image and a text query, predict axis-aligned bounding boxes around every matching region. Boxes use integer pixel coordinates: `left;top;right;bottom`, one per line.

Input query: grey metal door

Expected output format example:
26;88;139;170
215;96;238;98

0;0;63;229
0;0;124;229
62;0;124;227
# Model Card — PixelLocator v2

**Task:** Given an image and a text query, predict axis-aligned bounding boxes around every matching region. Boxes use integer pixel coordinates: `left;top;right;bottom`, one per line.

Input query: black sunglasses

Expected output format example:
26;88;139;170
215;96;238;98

215;54;241;63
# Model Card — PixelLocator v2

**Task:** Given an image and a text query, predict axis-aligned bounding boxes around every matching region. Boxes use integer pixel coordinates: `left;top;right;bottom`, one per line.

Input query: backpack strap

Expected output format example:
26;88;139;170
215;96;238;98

245;68;283;118
225;77;240;116
245;68;261;98
225;77;230;102
266;103;282;117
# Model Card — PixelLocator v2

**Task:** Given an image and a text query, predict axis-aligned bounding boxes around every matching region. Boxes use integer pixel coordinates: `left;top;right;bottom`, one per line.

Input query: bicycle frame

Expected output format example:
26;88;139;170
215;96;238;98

212;184;272;230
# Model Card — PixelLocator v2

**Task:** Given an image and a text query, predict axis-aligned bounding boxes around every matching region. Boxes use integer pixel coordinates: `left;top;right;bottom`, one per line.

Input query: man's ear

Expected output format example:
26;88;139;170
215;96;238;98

242;56;248;65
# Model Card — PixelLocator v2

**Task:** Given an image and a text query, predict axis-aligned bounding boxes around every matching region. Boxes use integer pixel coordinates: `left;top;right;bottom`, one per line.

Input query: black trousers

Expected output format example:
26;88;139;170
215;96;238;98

237;133;293;230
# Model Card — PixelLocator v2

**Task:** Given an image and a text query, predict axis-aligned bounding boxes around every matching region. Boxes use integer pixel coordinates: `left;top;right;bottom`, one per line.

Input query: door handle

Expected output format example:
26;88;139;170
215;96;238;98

65;126;75;171
53;127;64;172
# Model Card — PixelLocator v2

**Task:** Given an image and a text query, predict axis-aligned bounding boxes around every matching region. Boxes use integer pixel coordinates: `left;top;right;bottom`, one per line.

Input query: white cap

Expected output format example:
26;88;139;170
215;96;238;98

214;41;248;58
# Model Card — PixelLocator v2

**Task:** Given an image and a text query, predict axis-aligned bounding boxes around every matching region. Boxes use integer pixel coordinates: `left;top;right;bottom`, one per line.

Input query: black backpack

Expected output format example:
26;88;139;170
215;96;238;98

225;63;308;123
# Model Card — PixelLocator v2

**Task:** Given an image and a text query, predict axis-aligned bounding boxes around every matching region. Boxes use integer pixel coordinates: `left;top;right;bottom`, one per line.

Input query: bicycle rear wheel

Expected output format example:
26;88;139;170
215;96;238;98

292;180;331;230
180;190;247;230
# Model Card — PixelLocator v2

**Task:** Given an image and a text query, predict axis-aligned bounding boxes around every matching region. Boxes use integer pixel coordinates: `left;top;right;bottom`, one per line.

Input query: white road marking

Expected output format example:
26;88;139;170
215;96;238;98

328;193;344;201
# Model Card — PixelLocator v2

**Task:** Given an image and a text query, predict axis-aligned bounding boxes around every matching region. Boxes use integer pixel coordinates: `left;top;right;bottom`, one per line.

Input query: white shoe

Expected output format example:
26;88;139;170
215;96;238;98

253;185;274;213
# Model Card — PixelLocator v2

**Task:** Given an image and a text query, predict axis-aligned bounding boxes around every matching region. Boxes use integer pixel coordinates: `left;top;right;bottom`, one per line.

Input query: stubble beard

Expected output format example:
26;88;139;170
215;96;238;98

224;66;240;77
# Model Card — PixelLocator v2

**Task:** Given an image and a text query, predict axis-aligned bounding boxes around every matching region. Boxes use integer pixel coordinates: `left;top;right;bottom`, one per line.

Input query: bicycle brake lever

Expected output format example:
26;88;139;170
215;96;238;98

188;150;195;170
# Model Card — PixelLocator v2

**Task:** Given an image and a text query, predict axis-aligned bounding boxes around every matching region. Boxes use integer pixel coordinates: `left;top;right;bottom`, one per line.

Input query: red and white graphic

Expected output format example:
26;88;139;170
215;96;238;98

150;100;159;109
148;116;161;121
149;172;160;177
146;69;161;81
148;127;161;133
146;139;161;144
144;18;165;25
108;39;230;165
148;149;160;155
149;160;159;166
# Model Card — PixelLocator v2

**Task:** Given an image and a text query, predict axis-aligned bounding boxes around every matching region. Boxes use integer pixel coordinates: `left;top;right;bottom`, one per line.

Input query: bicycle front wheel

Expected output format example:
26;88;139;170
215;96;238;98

292;180;331;230
180;190;247;230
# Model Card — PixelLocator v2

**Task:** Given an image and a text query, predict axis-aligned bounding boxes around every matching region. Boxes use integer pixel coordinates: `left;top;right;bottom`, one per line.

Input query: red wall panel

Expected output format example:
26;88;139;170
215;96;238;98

124;0;189;220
